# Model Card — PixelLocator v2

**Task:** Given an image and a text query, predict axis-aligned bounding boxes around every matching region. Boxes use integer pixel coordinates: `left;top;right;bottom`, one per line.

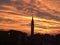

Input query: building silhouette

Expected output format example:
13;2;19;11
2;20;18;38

31;16;34;36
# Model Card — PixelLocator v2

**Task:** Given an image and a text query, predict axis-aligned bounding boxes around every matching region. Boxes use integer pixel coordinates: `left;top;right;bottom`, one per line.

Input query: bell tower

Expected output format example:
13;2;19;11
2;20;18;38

31;16;34;36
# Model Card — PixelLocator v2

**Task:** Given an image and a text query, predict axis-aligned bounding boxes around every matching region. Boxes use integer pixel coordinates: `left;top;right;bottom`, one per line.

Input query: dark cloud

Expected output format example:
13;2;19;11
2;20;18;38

6;12;20;15
23;4;60;21
21;23;31;26
35;10;60;21
49;27;60;29
0;11;21;15
0;0;60;21
36;25;47;29
0;6;10;10
14;1;60;22
52;10;60;15
0;17;17;23
0;0;10;4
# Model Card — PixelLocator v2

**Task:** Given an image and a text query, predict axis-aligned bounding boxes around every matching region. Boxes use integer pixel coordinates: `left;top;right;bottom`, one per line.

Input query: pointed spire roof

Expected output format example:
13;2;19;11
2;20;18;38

32;15;33;20
31;15;34;36
31;15;34;23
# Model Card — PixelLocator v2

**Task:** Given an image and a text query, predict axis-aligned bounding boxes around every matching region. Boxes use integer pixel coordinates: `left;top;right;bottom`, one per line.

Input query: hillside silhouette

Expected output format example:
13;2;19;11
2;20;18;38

0;29;60;45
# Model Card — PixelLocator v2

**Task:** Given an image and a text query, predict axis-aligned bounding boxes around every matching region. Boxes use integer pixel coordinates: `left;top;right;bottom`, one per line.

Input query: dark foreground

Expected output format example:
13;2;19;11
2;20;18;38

0;30;60;45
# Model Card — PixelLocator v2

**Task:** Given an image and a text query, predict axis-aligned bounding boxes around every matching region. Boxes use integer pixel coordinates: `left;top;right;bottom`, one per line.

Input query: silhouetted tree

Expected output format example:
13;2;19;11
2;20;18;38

0;29;60;45
55;34;60;45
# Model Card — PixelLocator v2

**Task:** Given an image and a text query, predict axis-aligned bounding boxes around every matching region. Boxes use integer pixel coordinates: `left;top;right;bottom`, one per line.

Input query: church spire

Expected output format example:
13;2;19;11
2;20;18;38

31;16;34;36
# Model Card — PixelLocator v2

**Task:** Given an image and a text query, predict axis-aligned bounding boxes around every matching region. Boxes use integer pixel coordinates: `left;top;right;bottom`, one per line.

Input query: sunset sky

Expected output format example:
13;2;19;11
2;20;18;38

0;0;60;35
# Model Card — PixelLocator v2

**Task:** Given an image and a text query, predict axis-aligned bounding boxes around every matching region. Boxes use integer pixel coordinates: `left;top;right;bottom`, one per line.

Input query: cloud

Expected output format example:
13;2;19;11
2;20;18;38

36;10;60;21
0;17;17;24
42;0;60;11
0;0;60;34
0;6;10;10
0;0;10;4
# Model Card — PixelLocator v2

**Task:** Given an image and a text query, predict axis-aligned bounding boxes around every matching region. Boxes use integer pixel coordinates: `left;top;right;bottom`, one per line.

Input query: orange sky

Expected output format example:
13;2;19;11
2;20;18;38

0;0;60;35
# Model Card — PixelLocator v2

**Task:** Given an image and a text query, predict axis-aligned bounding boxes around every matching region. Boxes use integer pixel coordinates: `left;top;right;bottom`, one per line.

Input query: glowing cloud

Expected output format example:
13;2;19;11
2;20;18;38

0;0;60;35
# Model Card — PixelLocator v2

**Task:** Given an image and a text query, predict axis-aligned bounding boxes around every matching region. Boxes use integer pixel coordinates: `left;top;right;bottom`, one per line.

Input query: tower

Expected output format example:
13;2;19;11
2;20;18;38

31;16;34;36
